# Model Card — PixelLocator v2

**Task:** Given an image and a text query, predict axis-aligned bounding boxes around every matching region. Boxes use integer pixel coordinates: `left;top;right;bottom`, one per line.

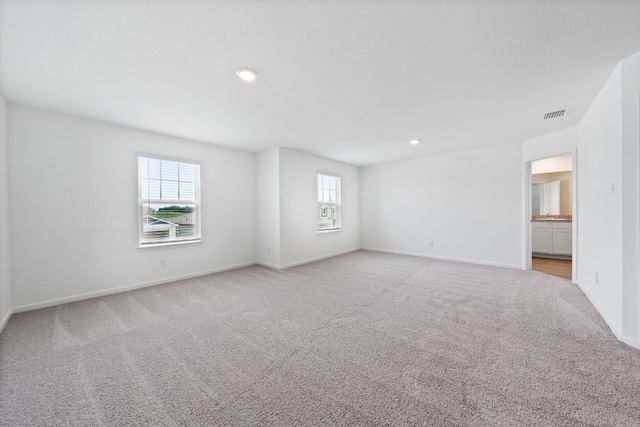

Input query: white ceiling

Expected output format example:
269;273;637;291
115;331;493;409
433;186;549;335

1;1;639;167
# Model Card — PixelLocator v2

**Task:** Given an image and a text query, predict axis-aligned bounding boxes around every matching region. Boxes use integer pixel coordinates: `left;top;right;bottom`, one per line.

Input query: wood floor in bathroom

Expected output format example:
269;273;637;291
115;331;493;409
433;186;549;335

532;257;572;280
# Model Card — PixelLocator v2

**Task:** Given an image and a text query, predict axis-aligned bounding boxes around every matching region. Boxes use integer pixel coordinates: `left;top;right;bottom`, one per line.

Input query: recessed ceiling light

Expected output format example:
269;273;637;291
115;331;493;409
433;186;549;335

410;139;420;145
236;68;258;82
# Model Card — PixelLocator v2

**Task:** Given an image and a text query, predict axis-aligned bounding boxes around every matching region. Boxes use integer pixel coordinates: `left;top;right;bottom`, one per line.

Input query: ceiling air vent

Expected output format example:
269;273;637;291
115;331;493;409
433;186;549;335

543;109;566;120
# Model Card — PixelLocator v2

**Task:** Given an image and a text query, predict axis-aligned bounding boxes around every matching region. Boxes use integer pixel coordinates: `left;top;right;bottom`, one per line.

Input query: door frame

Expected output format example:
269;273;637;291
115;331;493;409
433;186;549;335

523;147;577;283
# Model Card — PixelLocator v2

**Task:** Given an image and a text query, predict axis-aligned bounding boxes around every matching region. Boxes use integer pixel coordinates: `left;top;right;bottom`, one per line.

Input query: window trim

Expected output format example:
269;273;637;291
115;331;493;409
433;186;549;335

317;171;342;232
137;239;203;250
318;228;342;235
137;154;202;248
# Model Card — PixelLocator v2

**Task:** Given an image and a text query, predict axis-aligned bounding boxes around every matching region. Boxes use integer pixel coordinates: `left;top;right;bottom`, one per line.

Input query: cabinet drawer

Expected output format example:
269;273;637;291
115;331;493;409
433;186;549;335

531;221;551;230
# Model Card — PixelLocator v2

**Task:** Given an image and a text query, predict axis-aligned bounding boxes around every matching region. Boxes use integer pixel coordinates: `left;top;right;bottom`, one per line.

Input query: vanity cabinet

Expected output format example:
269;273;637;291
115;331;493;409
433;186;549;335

532;222;552;254
531;221;572;256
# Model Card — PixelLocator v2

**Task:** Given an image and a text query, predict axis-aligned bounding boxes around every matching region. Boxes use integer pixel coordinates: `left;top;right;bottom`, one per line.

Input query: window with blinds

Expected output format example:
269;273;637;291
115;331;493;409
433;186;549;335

138;155;201;246
317;173;341;231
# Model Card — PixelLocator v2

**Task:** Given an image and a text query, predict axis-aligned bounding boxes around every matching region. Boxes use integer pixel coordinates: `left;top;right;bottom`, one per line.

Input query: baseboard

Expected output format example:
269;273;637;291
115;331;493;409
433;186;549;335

11;250;358;314
619;334;640;350
361;247;522;270
12;261;257;314
532;253;572;261
586;306;640;350
256;249;361;270
0;308;13;335
255;260;282;270
278;248;360;269
574;280;624;340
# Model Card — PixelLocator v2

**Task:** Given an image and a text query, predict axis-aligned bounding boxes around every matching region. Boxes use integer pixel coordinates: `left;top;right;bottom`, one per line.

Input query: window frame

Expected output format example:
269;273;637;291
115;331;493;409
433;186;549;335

317;172;342;233
137;154;202;248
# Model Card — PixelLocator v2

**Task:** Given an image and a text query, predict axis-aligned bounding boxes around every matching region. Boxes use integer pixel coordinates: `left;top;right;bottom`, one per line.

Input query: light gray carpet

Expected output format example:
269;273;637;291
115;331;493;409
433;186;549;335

1;251;639;426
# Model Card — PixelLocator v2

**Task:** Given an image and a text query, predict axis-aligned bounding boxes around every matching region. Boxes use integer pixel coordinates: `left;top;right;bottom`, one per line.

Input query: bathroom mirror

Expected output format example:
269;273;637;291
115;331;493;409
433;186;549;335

532;181;560;215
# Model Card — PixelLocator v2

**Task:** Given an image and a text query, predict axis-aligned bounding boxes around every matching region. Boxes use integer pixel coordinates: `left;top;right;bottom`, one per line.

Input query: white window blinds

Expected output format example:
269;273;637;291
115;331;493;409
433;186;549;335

138;156;201;245
317;173;341;231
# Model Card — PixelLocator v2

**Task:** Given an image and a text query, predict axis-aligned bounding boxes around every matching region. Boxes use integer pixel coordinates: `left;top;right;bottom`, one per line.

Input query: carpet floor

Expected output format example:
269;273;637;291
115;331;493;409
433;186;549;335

1;251;639;426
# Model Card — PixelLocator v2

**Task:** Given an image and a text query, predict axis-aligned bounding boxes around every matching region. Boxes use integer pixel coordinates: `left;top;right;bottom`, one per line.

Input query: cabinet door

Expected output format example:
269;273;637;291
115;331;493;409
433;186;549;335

532;227;551;253
552;228;572;255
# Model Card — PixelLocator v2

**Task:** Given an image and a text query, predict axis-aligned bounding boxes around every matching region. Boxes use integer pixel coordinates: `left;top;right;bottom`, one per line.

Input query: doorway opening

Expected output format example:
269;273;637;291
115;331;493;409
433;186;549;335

528;153;575;280
532;257;572;280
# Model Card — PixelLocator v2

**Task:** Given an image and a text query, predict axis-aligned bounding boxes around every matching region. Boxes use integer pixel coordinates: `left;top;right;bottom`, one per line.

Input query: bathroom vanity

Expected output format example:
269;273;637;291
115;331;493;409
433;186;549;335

531;217;572;258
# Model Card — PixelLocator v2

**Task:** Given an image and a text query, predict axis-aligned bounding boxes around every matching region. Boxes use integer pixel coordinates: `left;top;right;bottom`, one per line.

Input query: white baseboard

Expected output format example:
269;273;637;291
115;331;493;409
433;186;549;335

12;261;257;314
11;250;360;314
278;248;360;269
0;308;14;335
361;247;522;270
255;260;282;270
11;250;360;315
256;248;360;270
572;281;640;349
575;283;640;349
619;334;640;350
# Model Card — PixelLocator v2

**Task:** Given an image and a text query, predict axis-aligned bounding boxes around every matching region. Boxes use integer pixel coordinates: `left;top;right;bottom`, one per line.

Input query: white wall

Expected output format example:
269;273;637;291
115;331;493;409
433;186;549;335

361;142;523;268
256;148;281;268
278;148;360;267
8;106;257;310
522;127;576;163
620;51;640;345
0;94;12;331
574;63;624;335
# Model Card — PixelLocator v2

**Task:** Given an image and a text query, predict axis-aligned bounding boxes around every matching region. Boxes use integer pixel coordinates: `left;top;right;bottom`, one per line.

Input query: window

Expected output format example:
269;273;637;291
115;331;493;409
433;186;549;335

317;173;341;231
138;155;201;246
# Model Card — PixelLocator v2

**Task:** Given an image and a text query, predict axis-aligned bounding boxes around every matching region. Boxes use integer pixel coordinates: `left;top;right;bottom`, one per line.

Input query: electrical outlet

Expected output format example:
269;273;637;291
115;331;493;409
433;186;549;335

267;247;271;254
332;240;335;246
159;259;167;268
429;241;435;247
595;272;599;284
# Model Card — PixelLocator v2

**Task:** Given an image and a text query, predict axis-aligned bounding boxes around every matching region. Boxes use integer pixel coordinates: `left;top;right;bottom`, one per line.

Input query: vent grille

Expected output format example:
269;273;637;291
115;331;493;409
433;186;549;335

543;110;566;120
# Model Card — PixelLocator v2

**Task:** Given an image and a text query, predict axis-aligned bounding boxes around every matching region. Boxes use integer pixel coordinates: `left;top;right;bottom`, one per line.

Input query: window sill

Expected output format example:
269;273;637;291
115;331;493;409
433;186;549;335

318;229;342;234
138;239;202;250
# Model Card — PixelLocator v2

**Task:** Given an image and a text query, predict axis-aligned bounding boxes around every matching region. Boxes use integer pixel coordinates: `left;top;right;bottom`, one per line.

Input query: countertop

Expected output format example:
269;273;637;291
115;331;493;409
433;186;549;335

531;215;572;222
